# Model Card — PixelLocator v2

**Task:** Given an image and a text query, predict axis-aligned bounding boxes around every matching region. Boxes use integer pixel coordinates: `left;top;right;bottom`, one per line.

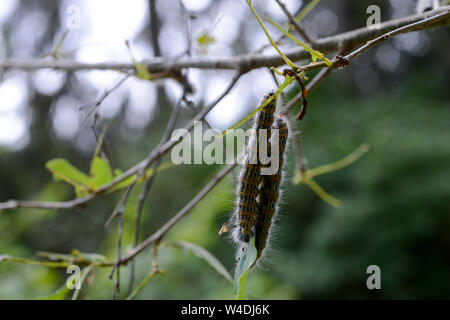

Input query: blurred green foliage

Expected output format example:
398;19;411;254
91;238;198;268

0;0;449;300
2;64;449;299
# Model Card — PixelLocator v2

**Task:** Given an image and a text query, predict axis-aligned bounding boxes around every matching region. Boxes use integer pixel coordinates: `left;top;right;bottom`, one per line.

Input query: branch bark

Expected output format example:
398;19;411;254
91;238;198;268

0;71;242;212
0;7;448;74
2;5;450;277
284;8;450;112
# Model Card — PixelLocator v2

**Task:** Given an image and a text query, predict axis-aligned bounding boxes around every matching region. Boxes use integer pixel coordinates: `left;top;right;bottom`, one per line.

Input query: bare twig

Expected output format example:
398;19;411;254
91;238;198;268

1;7;450;282
344;9;450;61
2;8;448;213
305;65;333;93
293;133;307;175
120;161;240;265
0;72;242;213
149;0;161;57
108;182;136;298
0;8;448;73
284;8;450;113
127;87;185;295
104;187;131;228
127;0;167;295
274;0;314;44
79;73;131;127
126;244;163;300
1;162;238;271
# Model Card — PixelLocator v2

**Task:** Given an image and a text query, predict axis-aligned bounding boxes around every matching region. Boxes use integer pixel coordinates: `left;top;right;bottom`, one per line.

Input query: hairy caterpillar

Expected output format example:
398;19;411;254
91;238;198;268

233;92;277;243
255;116;289;260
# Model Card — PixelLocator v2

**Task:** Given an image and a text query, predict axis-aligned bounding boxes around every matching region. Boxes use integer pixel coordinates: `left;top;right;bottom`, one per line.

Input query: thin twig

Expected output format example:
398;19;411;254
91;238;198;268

0;72;242;213
108;182;136;298
289;52;336;169
79;73;131;127
1;7;447;212
127;0;167;295
293;133;307;174
284;9;450;113
127;87;186;295
0;8;447;73
120;161;240;265
126;245;163;300
149;0;161;57
104;188;130;228
274;0;314;44
305;64;333;93
345;9;450;61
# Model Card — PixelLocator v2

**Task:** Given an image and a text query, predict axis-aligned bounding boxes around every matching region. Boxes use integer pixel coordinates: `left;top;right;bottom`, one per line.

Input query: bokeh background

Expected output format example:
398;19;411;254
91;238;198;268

0;0;449;299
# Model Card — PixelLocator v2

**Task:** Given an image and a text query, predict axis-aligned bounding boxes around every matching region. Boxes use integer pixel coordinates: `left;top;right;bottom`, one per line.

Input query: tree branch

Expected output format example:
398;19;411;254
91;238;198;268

274;0;314;44
120;161;239;265
0;71;242;212
0;7;448;74
284;8;450;113
1;5;450;277
2;7;449;213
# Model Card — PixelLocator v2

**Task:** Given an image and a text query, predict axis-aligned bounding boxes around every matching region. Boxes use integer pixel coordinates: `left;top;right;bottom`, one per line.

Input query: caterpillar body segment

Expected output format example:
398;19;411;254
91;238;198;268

254;92;276;131
235;162;260;242
255;116;289;259
234;92;277;243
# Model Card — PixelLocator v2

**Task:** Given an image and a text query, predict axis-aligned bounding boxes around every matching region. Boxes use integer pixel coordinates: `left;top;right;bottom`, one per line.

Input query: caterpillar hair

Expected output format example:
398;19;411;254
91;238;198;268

232;91;277;244
254;116;289;260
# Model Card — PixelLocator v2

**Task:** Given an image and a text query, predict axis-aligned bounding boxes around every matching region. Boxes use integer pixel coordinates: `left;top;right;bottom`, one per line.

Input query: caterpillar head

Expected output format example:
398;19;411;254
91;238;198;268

261;90;277;114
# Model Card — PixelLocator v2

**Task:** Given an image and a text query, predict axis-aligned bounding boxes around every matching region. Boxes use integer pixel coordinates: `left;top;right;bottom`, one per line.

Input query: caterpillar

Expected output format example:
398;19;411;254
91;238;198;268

233;92;277;243
254;116;289;260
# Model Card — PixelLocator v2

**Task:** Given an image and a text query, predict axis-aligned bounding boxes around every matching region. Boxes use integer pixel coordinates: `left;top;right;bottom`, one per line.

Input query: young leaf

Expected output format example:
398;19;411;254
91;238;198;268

233;239;257;300
114;168;123;177
135;63;152;81
197;31;215;47
90;156;113;188
125;40;153;81
46;158;90;189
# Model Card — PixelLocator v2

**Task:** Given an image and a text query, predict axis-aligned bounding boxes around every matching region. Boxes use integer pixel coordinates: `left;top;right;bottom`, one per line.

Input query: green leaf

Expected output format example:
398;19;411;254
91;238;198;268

197;31;215;47
35;284;70;300
46;158;90;186
90;156;113;188
135;63;152;80
169;241;232;283
233;239;257;300
46;159;91;196
114;168;123;177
